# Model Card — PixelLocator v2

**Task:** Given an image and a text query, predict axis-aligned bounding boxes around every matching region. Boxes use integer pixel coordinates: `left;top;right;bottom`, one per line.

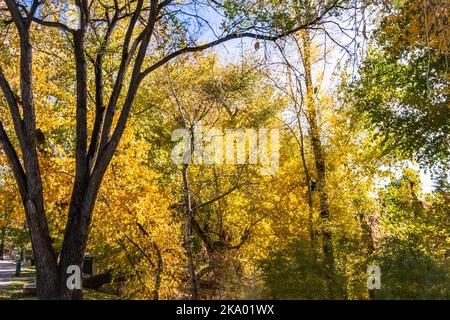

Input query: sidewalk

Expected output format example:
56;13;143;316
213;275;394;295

0;260;16;290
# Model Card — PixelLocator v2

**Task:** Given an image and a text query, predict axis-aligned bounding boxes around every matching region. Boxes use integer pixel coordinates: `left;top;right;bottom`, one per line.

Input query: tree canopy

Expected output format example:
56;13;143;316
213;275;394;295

0;0;448;300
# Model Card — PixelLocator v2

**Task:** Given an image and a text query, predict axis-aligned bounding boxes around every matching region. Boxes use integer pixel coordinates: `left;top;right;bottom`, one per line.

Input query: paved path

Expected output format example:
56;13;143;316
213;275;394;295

0;260;16;290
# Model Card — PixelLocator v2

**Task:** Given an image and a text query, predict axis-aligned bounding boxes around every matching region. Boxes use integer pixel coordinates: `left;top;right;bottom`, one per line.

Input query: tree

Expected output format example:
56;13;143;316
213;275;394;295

371;169;450;299
0;170;24;260
88;129;184;300
0;153;34;261
0;0;345;299
349;0;450;166
141;54;287;299
268;30;341;298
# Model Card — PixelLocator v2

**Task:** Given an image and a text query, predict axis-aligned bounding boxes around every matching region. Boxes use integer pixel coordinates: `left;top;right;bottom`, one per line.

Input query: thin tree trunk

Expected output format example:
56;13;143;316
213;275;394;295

359;213;375;299
182;162;198;300
296;97;317;260
0;227;6;260
0;240;4;260
301;31;337;299
135;222;164;300
151;242;163;300
286;66;317;259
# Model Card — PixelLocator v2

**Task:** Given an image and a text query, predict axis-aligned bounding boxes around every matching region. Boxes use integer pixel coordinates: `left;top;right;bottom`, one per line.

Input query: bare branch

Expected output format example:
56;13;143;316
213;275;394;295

26;0;40;27
139;0;340;81
88;6;121;173
194;184;240;210
123;233;156;269
0;65;25;147
98;0;146;154
32;17;74;33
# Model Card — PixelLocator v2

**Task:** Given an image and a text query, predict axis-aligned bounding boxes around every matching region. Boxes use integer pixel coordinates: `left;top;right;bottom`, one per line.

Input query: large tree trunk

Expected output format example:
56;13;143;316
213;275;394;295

56;24;91;300
0;2;61;298
25;201;60;299
19;27;60;300
301;31;337;299
57;213;88;300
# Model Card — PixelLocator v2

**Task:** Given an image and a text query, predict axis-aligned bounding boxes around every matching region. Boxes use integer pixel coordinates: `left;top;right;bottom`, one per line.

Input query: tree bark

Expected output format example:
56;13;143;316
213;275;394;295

0;240;4;260
182;161;199;300
359;213;375;299
18;16;60;300
301;31;337;299
287;68;317;260
57;16;90;299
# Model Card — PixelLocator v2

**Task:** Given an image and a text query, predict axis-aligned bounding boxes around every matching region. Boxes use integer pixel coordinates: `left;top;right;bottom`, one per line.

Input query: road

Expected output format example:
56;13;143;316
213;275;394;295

0;260;15;290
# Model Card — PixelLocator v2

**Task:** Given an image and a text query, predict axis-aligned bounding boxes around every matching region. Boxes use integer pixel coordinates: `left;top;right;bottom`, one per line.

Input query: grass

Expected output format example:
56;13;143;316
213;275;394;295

0;265;119;300
0;265;36;300
84;287;119;300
